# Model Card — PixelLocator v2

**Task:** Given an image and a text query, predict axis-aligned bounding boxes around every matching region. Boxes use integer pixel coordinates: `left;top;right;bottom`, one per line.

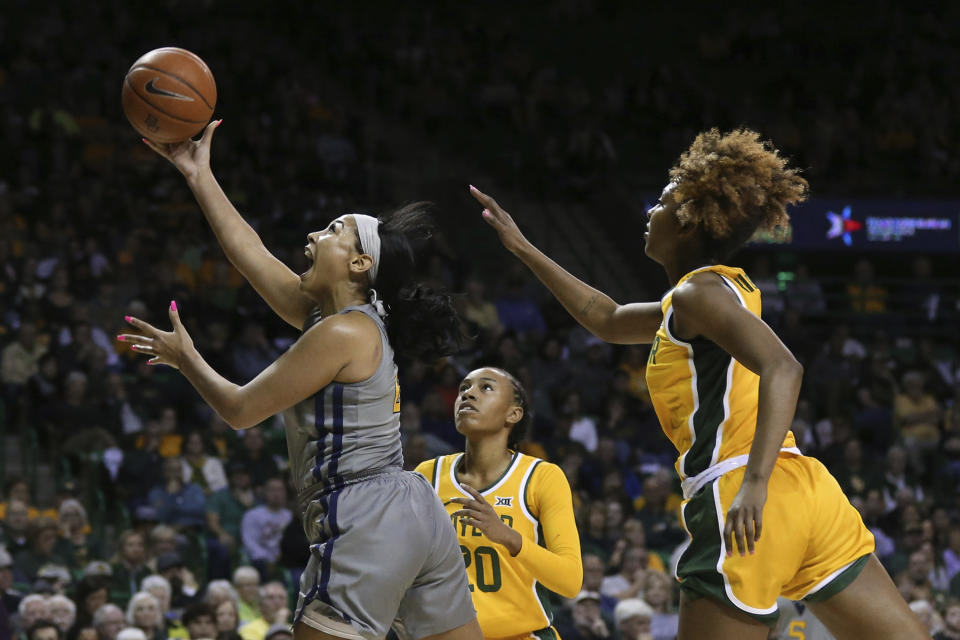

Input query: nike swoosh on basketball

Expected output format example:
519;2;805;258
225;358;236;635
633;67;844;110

144;78;194;102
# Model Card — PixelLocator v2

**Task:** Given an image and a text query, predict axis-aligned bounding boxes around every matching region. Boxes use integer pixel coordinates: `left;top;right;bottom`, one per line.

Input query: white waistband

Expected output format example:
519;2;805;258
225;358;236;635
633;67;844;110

680;447;801;500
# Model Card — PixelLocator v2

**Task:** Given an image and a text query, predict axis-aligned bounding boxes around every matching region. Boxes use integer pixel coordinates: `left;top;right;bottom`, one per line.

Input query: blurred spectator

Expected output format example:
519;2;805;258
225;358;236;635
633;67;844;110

70;578;109;640
0;478;55;521
236;583;287;640
205;464;256;581
180;603;216;640
114;630;146;640
3;502;30;557
580;554;616;619
226;432;277;490
632;472;684;552
48;595;76;635
17;596;50;638
155;555;197;614
894;371;942;450
600;546;649;602
228;569;258;627
13;518;69;583
640;571;678;640
1;323;46;390
139;575;184;640
0;547;22;619
612;598;654;640
911;599;945;637
57;501;101;571
26;622;60;640
882;446;925;513
239;481;290;581
935;599;960;640
91;605;124;640
556;590;611;640
459;278;502;342
563;393;598;454
847;259;888;313
230;324;277;385
124;593;161;640
180;432;227;495
212;600;239;640
147;459;206;529
109;532;149;610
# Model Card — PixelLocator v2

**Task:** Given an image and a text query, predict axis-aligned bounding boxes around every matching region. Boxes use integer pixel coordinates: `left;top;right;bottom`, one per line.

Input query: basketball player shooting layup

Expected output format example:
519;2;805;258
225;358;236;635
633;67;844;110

470;128;927;640
120;121;483;640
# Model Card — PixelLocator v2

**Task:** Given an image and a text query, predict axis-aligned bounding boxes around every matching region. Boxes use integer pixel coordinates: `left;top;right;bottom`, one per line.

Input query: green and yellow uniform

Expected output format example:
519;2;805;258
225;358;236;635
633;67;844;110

646;265;874;625
415;452;582;640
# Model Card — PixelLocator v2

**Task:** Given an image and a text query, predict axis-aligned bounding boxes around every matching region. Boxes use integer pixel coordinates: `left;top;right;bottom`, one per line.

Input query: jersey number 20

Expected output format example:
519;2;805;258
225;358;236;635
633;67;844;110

460;545;502;592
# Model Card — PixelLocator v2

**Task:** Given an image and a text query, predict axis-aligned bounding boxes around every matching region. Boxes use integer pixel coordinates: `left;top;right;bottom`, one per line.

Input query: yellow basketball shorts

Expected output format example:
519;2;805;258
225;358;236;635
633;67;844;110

674;454;874;625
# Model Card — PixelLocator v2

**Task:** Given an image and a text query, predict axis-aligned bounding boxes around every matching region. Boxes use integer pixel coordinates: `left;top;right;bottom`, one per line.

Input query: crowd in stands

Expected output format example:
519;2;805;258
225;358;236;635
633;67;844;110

3;2;960;640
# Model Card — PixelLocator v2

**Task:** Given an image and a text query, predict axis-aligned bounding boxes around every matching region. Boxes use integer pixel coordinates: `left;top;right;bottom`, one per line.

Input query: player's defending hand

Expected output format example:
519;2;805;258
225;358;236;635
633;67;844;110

117;301;196;370
724;478;767;557
142;119;222;182
469;185;531;255
451;483;525;556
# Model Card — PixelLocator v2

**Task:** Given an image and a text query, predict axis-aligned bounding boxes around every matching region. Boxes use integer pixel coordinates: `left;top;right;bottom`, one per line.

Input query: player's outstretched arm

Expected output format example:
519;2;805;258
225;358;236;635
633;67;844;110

470;185;662;344
143;122;314;330
118;301;365;429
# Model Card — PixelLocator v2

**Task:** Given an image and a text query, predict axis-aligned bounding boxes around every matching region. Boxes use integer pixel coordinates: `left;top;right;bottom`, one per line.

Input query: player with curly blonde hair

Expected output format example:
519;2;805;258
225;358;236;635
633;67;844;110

471;128;926;639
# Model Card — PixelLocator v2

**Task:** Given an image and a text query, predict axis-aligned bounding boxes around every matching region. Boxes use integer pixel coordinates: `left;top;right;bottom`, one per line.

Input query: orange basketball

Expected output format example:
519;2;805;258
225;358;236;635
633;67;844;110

121;47;217;143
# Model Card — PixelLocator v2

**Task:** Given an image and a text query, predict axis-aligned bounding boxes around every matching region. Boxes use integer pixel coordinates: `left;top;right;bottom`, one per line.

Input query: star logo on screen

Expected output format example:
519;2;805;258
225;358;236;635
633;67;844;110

825;206;862;246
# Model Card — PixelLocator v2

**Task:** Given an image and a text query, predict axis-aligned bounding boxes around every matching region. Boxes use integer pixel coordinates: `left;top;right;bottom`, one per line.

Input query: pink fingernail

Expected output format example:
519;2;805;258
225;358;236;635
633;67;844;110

116;335;125;342
482;211;491;218
217;119;223;125
170;300;177;311
125;316;132;323
469;184;477;191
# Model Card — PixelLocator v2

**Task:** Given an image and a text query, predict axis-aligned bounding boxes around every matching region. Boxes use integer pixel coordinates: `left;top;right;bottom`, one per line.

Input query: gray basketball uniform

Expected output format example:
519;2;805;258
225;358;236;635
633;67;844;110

285;304;475;640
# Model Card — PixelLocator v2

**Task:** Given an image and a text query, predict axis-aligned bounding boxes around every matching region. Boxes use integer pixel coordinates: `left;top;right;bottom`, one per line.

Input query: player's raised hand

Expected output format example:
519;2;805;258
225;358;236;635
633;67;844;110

117;301;195;370
142;119;222;181
469;185;530;255
451;483;524;556
723;478;767;557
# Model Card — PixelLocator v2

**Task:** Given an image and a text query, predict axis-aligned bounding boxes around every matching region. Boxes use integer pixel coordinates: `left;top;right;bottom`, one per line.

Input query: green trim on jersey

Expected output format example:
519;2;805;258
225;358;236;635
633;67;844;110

683;341;733;477
431;456;442;490
452;450;519;493
532;626;558;640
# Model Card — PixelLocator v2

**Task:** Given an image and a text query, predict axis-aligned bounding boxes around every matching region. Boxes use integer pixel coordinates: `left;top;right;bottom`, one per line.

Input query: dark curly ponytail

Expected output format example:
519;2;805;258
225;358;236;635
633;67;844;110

371;203;464;361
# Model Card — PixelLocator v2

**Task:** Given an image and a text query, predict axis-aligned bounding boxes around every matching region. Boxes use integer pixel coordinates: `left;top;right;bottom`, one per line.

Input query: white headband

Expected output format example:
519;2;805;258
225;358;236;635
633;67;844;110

352;214;381;284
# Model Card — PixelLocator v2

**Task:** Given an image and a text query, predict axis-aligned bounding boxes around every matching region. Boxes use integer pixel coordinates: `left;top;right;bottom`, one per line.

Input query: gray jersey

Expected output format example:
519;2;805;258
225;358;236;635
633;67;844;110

773;598;834;640
283;304;403;505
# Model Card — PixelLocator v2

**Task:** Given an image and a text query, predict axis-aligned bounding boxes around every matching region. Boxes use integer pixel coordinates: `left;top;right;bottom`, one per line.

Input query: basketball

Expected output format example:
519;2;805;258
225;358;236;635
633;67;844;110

121;47;217;143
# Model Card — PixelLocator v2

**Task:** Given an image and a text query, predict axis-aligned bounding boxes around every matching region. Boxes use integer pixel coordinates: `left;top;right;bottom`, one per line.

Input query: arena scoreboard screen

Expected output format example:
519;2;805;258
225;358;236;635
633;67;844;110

746;199;960;252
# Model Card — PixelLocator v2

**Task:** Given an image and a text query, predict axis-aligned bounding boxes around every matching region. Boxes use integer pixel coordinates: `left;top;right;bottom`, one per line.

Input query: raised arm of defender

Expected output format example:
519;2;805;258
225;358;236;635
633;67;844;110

143;122;315;330
470;185;662;344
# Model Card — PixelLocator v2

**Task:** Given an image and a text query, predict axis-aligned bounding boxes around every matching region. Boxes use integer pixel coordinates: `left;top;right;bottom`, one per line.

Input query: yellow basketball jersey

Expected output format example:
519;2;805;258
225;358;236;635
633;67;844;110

415;452;566;639
645;265;798;482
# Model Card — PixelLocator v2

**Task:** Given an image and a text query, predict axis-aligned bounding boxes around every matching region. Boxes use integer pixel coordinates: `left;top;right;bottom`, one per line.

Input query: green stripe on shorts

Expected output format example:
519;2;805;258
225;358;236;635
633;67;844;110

802;554;870;603
676;486;780;627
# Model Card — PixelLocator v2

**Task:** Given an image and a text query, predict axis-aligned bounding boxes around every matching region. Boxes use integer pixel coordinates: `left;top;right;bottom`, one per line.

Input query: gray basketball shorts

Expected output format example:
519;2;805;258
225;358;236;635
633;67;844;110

295;469;476;639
